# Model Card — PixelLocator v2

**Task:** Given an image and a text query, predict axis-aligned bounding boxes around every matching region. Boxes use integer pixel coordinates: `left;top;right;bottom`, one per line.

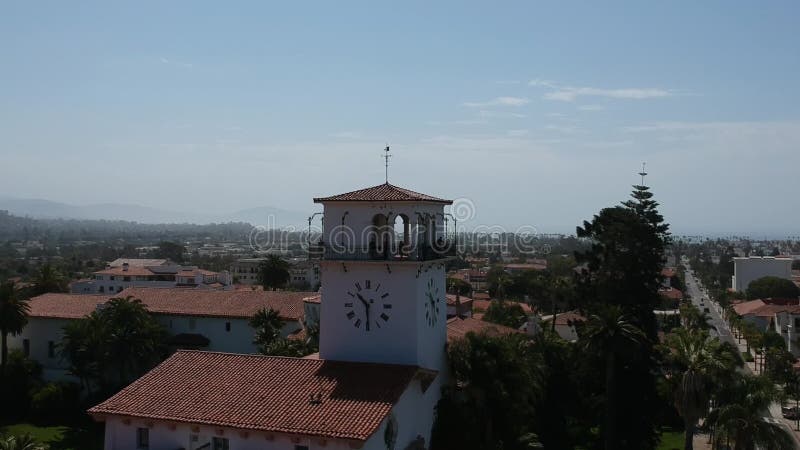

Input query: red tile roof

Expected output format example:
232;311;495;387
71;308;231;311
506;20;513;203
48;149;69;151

94;266;156;276
659;287;683;300
446;317;520;343
445;293;473;307
313;183;452;204
550;311;587;326
733;298;800;317
26;288;312;321
661;267;677;278
27;293;111;319
88;351;418;441
471;299;533;314
503;263;548;271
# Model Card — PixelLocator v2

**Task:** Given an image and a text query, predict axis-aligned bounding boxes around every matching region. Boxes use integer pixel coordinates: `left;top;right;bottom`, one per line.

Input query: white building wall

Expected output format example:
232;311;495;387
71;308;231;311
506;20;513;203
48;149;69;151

732;257;793;292
100;376;441;450
10;315;302;382
7;317;76;381
319;262;421;367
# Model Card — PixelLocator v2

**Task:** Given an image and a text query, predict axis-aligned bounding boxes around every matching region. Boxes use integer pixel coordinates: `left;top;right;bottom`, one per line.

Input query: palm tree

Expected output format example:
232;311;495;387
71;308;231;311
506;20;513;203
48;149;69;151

0;281;30;372
580;305;647;450
0;434;48;450
709;374;794;450
250;307;284;352
30;263;66;295
664;328;742;450
256;255;290;291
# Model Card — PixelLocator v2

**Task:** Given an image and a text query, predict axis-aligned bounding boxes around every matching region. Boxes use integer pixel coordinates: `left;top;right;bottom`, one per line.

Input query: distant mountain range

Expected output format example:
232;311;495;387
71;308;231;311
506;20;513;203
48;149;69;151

0;197;309;228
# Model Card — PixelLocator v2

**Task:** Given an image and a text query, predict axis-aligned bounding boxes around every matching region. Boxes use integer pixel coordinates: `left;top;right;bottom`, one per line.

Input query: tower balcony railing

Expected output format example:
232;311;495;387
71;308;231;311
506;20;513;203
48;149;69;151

308;240;456;262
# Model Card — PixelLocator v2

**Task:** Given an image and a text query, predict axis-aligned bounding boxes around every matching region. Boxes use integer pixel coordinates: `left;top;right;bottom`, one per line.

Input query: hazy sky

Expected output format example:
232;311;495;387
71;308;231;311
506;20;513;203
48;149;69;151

1;1;799;235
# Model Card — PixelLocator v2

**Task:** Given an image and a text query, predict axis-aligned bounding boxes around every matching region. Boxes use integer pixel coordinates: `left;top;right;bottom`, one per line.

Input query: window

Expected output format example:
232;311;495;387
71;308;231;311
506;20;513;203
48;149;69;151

169;320;173;329
225;322;231;332
136;428;149;449
189;318;197;330
98;286;104;293
48;341;55;358
110;276;115;281
23;339;30;357
123;276;131;282
212;437;229;450
295;446;310;450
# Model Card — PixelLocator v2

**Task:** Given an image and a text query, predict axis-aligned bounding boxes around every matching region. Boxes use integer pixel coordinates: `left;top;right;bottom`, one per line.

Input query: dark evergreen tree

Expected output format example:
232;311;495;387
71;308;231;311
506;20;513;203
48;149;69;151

573;182;671;450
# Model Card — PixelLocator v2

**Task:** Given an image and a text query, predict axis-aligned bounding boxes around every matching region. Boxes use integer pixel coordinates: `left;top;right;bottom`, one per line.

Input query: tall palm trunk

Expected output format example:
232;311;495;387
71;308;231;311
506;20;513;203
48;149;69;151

605;351;617;450
1;329;7;373
684;417;695;450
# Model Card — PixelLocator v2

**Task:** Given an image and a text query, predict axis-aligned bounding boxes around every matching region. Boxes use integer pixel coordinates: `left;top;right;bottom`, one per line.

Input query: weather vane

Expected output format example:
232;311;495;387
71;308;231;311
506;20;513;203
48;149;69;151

383;145;392;183
638;161;647;185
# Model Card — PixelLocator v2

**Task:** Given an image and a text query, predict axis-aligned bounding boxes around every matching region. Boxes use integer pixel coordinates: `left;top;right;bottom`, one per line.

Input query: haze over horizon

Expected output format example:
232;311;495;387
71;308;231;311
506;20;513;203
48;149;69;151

1;2;798;236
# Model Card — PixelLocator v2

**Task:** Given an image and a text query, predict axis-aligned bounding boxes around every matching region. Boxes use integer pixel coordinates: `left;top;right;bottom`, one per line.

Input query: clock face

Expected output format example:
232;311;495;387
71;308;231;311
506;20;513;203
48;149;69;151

344;279;392;331
424;278;440;327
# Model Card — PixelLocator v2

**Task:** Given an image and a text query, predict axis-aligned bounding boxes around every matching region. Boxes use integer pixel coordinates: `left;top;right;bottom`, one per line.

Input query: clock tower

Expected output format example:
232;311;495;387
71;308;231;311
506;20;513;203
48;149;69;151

313;182;453;372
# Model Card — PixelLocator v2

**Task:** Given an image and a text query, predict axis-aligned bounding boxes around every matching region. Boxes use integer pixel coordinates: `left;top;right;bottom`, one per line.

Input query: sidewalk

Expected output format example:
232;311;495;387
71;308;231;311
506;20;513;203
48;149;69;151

717;306;800;446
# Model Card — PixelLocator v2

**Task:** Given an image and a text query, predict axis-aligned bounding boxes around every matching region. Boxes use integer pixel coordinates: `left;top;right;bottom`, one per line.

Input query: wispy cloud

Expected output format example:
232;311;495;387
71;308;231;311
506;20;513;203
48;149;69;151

478;110;527;119
529;79;673;102
160;57;193;68
578;104;605;111
462;96;530;107
506;129;529;137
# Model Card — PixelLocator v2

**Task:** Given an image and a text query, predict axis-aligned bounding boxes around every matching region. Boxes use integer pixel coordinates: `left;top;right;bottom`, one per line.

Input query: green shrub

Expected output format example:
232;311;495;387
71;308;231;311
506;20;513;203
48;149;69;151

30;382;82;424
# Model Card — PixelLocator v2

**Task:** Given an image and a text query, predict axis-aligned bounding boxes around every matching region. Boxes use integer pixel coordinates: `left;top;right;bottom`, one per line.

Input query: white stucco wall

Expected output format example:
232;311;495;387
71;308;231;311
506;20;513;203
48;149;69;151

732;257;793;292
10;315;301;382
7;317;75;381
99;375;442;450
319;261;447;372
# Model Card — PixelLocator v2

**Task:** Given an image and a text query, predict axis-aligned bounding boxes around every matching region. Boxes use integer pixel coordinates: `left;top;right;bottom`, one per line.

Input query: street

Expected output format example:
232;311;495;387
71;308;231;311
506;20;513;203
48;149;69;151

682;263;800;449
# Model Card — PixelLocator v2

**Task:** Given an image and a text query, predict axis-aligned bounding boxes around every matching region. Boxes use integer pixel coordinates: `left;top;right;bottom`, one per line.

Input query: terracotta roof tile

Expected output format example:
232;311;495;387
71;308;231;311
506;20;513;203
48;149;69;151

27;293;111;319
445;294;473;307
313;183;452;204
94;266;156;276
446;317;520;343
88;351;418;441
659;287;683;300
26;288;312;321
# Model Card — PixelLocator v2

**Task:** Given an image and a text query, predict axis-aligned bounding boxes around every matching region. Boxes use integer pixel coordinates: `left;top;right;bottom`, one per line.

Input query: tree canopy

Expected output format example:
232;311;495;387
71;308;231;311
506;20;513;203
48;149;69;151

745;276;800;300
60;296;168;395
257;255;291;291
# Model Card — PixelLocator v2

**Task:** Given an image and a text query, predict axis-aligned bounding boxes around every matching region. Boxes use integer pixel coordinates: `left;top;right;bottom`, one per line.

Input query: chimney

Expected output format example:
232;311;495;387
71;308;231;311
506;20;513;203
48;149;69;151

122;262;129;272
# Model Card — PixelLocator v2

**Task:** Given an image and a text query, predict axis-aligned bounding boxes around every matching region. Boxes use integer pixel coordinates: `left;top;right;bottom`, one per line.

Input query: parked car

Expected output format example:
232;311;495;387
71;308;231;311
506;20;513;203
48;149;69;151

782;406;800;419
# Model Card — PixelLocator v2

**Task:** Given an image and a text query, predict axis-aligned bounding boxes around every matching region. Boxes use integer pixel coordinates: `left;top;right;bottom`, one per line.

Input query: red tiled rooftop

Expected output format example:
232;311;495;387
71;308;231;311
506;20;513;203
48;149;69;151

550;311;587;326
26;288;313;321
445;293;473;307
659;287;683;300
472;299;532;314
27;293;111;319
94;266;156;276
446;317;520;343
88;350;418;441
313;183;452;204
661;267;677;278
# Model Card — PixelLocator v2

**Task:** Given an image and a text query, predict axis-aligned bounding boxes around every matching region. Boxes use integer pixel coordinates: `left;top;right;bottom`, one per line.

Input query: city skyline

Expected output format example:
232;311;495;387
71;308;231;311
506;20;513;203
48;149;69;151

1;1;799;235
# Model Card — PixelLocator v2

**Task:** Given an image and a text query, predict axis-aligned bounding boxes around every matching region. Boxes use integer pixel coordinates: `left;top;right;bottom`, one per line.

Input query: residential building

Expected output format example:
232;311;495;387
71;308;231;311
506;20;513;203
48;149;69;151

231;258;321;289
540;311;587;342
88;182;455;450
73;258;233;294
731;256;793;292
733;298;800;357
9;287;311;381
445;293;473;319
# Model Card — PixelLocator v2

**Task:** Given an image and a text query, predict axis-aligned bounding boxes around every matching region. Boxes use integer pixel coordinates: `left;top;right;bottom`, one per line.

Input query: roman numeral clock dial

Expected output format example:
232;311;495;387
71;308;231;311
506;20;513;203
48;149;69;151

345;280;392;331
